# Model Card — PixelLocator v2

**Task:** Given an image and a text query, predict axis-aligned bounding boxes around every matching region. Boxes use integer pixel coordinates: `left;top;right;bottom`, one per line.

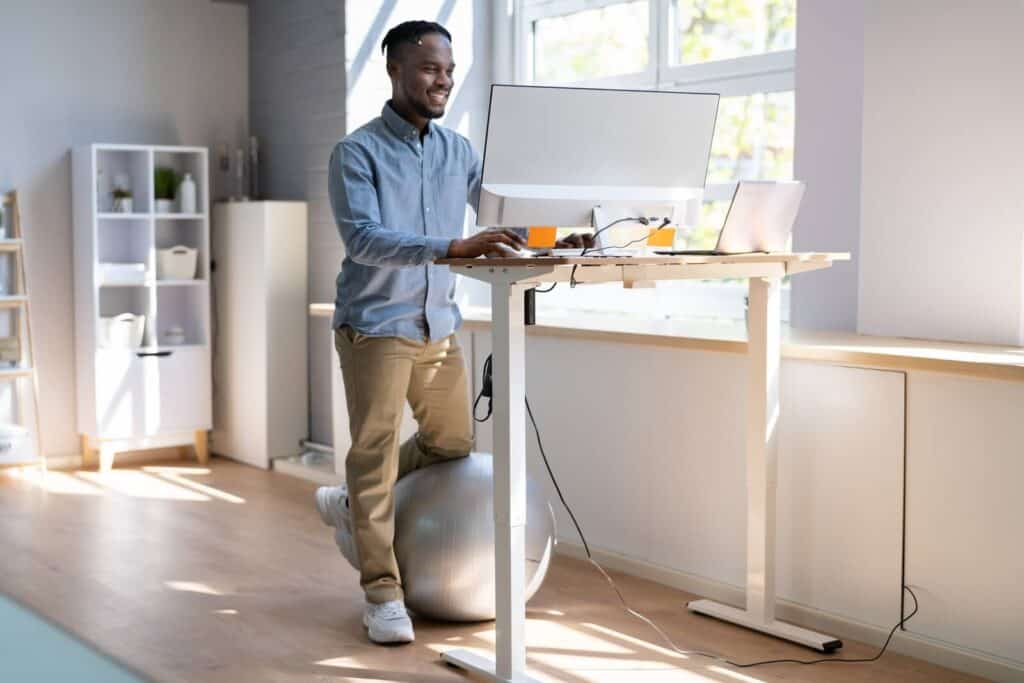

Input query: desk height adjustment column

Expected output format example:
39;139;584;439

687;275;842;653
443;278;540;682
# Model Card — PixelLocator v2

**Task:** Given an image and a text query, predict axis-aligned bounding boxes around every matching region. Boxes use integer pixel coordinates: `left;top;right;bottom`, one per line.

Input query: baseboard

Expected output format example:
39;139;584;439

43;447;196;471
272;457;343;486
553;541;1024;683
42;453;83;470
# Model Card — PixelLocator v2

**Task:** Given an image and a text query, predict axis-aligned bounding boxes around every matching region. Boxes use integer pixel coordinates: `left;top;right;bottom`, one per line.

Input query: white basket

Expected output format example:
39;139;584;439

157;245;198;280
0;423;32;465
100;313;146;349
99;262;147;285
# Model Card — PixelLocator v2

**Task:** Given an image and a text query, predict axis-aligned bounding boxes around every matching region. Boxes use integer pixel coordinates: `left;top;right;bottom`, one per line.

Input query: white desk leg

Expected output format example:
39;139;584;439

688;277;842;653
443;281;540;682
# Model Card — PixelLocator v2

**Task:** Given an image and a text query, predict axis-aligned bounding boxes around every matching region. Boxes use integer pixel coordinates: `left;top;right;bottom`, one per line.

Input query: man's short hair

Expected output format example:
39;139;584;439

380;20;452;60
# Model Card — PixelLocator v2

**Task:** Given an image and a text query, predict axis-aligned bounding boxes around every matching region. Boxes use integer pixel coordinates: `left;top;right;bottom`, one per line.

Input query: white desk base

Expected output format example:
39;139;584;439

436;254;847;680
687;599;843;652
442;649;543;683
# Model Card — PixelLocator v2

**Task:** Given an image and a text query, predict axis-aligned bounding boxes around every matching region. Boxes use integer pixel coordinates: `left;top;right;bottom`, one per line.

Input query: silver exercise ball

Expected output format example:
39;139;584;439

393;452;556;622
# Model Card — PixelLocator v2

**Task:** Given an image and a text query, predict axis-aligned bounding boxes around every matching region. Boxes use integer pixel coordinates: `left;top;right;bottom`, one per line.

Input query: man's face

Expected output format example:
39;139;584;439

390;33;455;120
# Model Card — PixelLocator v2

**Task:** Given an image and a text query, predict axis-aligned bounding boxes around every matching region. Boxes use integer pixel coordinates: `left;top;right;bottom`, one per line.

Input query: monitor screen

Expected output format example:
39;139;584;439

477;85;719;228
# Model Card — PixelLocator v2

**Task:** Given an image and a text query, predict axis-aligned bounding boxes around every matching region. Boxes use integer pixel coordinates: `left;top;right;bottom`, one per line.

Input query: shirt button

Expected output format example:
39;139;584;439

426;207;431;212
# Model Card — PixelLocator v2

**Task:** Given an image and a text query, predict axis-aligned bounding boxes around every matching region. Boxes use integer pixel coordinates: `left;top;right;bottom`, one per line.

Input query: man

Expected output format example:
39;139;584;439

315;20;587;645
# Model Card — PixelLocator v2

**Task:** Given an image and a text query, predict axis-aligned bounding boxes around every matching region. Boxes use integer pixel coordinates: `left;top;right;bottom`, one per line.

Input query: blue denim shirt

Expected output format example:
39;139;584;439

328;103;481;341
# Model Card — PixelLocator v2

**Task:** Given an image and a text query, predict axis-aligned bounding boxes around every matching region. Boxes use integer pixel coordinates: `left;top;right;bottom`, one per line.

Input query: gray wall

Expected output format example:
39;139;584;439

249;0;346;445
0;0;248;460
250;1;492;445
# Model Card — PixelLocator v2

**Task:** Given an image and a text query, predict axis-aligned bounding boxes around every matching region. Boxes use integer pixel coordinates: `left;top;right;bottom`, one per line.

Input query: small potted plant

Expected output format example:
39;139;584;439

154;167;178;214
112;187;133;213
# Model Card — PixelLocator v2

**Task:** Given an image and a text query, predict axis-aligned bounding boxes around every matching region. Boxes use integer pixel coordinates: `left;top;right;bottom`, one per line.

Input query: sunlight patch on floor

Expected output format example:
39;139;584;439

164;581;226;596
77;470;210;501
707;664;767;682
472;619;632;654
6;469;103;496
314;655;369;669
581;622;693;660
143;466;246;504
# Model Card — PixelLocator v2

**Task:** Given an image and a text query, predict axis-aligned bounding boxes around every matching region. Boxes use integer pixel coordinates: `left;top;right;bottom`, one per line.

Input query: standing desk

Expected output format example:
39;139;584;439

436;252;850;683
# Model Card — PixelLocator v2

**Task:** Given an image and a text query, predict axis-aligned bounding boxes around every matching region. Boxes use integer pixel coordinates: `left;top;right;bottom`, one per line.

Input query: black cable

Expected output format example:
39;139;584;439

472;355;492;422
585;217;673;255
728;586;919;667
482;356;921;669
571;216;670;287
534;283;557;293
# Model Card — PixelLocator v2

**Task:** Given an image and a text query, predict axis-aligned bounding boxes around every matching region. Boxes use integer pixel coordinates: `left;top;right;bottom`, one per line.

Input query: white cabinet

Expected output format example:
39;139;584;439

211;201;308;470
73;144;212;468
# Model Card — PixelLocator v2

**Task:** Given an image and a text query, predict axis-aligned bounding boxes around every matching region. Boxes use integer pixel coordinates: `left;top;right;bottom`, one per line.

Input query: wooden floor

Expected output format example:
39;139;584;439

0;458;985;683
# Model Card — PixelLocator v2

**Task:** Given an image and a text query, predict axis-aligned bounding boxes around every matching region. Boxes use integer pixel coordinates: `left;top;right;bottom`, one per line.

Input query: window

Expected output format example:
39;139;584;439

532;1;650;83
512;0;797;321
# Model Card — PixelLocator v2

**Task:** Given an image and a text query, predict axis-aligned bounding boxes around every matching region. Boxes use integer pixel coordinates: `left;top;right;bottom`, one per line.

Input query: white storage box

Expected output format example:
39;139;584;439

100;313;145;349
100;262;147;285
0;423;32;465
157;245;198;280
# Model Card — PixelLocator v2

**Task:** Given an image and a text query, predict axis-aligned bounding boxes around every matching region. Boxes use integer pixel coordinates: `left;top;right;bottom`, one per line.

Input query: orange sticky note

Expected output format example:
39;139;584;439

647;227;676;247
527;226;558;248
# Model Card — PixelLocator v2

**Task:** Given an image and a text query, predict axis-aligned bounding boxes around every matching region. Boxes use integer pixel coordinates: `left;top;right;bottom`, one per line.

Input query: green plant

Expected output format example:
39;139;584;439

112;187;132;199
154;167;178;200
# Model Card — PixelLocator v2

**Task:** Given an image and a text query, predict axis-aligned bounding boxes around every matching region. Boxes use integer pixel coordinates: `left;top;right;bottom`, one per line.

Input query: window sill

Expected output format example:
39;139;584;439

458;306;1024;383
309;303;1024;382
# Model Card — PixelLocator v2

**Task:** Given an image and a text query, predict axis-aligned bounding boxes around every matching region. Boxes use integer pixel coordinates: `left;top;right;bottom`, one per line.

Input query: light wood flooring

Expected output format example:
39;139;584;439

0;458;987;683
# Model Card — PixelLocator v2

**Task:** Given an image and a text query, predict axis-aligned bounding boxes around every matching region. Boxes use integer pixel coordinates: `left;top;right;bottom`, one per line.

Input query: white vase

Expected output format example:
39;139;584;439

155;199;174;214
178;173;197;214
114;197;133;213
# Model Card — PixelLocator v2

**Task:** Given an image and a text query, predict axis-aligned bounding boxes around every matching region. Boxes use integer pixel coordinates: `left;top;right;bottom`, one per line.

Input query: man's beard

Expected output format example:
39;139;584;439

411;96;445;120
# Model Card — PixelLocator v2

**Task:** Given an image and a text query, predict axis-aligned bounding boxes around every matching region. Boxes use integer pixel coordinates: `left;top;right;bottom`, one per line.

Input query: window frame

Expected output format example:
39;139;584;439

505;0;797;322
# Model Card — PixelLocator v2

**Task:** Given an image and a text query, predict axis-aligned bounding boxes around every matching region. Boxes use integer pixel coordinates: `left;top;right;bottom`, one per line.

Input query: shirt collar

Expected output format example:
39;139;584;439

382;101;431;142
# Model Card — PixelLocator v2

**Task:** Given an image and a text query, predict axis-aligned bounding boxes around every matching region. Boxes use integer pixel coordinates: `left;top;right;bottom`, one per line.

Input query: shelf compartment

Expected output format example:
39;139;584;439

97;216;151;269
152;149;207;216
155;286;207;347
98;287;153;349
0;306;27;368
155;219;206;280
96;148;151;214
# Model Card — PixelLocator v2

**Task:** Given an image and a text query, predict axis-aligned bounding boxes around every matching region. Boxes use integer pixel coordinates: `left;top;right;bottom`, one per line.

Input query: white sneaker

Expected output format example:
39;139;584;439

315;484;350;528
315;485;359;570
363;600;415;644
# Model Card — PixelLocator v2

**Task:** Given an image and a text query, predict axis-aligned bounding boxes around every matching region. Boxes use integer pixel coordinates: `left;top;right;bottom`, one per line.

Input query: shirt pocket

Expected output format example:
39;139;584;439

436;174;469;230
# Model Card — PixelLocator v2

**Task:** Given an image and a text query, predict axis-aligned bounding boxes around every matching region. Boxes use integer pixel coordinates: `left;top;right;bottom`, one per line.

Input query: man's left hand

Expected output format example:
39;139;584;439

555;233;595;249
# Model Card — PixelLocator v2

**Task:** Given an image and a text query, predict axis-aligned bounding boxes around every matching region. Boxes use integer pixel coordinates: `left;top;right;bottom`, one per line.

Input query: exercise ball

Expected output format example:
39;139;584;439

394;452;556;622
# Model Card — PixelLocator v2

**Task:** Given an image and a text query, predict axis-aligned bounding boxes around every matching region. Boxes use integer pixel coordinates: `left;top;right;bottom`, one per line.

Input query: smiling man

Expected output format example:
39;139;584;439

315;20;533;645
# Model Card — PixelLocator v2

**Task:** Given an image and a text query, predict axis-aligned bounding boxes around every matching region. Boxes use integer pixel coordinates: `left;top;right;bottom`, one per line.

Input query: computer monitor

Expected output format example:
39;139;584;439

476;85;720;228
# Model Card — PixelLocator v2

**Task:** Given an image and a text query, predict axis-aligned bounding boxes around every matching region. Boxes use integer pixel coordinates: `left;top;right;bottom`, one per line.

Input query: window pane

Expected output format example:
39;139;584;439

671;0;796;65
707;90;793;185
690;199;732;250
533;2;649;83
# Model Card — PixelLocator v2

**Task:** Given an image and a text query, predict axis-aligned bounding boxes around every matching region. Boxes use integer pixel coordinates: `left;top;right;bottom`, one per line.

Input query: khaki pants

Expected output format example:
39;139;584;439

334;327;473;604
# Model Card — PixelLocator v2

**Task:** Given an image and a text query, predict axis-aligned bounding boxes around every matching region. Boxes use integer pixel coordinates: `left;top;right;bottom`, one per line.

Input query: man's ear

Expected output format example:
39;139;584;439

385;58;399;80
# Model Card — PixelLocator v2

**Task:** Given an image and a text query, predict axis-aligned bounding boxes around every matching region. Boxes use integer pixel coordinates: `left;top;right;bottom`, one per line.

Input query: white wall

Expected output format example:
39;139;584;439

857;0;1024;345
465;326;1024;677
0;1;248;460
790;0;864;332
470;329;907;635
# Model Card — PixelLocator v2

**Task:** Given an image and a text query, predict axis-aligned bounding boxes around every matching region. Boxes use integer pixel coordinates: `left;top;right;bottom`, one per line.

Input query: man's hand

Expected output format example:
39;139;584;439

447;229;527;258
556;232;596;249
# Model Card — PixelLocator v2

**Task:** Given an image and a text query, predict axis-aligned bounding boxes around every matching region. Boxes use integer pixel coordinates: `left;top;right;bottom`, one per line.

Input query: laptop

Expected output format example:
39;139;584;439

655;180;806;256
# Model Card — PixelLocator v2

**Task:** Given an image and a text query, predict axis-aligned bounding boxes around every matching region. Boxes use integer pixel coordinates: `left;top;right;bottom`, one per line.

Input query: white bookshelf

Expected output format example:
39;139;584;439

72;144;212;469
